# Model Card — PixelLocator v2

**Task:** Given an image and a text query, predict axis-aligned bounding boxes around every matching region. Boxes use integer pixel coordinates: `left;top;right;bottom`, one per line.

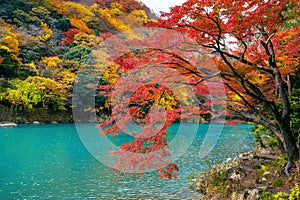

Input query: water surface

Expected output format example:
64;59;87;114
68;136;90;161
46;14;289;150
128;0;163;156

0;123;254;199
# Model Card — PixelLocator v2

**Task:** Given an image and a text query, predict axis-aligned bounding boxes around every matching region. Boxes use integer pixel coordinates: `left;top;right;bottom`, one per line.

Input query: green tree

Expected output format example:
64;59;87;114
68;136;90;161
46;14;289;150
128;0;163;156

1;76;69;110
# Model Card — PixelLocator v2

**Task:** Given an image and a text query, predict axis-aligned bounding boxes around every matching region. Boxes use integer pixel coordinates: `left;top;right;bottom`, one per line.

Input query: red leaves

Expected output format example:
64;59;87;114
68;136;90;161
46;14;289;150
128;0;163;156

61;28;81;45
97;28;225;179
158;163;179;179
95;0;300;181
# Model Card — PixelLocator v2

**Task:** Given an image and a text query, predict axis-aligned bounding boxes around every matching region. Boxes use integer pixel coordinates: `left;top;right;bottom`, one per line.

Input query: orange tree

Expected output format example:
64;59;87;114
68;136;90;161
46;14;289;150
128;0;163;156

146;0;300;174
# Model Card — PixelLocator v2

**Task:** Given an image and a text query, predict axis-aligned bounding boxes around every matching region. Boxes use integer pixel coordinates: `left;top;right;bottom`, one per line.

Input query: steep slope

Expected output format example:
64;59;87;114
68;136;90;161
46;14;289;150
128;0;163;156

0;0;155;122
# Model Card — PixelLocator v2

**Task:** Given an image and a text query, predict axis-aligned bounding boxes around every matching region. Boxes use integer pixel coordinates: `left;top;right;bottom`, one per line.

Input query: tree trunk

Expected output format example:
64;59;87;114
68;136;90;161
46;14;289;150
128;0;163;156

287;74;292;96
282;131;299;162
279;129;299;175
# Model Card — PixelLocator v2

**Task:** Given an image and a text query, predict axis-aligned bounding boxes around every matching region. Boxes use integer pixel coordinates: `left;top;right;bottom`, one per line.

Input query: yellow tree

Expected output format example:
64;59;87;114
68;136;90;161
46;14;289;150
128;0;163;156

0;19;21;78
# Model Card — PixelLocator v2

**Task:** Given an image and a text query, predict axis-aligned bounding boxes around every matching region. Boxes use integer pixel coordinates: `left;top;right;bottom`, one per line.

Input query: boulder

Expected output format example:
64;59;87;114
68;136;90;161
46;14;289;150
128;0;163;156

231;191;245;200
246;189;259;200
0;122;17;127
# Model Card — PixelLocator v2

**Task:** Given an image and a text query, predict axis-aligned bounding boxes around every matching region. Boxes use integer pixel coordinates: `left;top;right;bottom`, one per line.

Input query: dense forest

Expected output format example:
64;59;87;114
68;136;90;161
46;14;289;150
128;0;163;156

0;0;156;122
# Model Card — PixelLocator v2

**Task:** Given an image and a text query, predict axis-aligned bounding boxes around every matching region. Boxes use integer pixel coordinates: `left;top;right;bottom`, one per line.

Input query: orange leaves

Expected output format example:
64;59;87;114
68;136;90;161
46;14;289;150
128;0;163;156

274;26;300;77
70;18;93;34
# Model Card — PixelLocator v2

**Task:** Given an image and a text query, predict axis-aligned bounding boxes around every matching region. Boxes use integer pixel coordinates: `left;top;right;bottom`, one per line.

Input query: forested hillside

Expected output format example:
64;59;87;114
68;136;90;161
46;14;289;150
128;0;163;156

0;0;155;122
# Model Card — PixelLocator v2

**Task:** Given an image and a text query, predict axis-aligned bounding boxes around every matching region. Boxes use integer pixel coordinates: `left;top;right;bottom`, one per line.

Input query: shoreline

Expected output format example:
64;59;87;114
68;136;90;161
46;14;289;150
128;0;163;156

189;147;300;199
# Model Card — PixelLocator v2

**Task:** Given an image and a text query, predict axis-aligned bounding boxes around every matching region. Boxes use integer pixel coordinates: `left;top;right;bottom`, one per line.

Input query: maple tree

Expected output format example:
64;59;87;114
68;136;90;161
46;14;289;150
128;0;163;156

96;0;300;178
94;29;223;179
61;28;82;45
144;0;300;175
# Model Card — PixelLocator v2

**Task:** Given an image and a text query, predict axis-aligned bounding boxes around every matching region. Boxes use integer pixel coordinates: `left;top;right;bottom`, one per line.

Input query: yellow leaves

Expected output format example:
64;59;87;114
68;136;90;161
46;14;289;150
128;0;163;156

159;94;178;110
58;71;76;86
74;33;100;47
227;91;242;101
24;62;38;73
246;71;270;86
70;18;93;34
49;0;94;22
41;56;62;69
128;10;148;23
250;74;270;85
38;56;63;77
111;2;123;10
148;19;158;23
36;22;53;41
179;88;197;107
110;2;124;16
0;45;10;52
232;94;242;101
37;57;75;87
97;97;112;113
0;19;19;55
103;63;120;84
99;8;130;31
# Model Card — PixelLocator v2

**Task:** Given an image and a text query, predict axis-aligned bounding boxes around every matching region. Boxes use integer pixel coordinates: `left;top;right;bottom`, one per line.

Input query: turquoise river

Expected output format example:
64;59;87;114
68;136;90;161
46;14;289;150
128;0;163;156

0;123;254;199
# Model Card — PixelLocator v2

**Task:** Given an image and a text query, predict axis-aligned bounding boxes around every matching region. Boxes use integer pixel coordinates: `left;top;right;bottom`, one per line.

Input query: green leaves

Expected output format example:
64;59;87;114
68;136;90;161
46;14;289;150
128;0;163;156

0;76;69;110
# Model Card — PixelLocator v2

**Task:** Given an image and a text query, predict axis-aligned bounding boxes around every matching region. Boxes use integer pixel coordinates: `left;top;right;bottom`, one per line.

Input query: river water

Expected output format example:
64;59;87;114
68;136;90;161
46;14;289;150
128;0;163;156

0;123;254;199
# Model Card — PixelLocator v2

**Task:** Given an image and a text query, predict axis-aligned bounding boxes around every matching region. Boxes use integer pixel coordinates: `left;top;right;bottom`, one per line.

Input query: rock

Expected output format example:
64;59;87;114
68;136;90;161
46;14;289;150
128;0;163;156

32;121;40;124
239;152;254;160
226;166;238;176
242;166;253;174
231;191;245;200
0;122;17;127
229;172;242;182
241;180;255;188
211;193;222;200
227;167;245;182
256;185;267;192
51;121;58;124
226;157;233;163
246;189;259;200
252;164;261;169
262;171;273;179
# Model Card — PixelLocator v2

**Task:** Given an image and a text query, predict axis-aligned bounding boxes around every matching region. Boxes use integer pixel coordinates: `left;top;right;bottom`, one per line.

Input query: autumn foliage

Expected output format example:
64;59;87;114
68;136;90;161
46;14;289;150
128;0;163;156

146;0;300;173
95;0;300;179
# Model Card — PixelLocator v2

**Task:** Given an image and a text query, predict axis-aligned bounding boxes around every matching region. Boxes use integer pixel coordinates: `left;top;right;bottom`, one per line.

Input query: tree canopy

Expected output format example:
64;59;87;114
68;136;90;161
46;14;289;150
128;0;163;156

95;0;300;178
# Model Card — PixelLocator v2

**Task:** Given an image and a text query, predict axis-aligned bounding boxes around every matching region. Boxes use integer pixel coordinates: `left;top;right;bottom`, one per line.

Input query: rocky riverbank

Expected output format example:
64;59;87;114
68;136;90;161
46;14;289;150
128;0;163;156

0;106;73;124
0;105;113;124
189;147;299;199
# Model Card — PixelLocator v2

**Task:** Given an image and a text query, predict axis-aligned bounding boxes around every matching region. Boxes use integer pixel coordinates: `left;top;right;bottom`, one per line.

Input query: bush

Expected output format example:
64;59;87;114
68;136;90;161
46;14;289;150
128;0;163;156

272;178;285;188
